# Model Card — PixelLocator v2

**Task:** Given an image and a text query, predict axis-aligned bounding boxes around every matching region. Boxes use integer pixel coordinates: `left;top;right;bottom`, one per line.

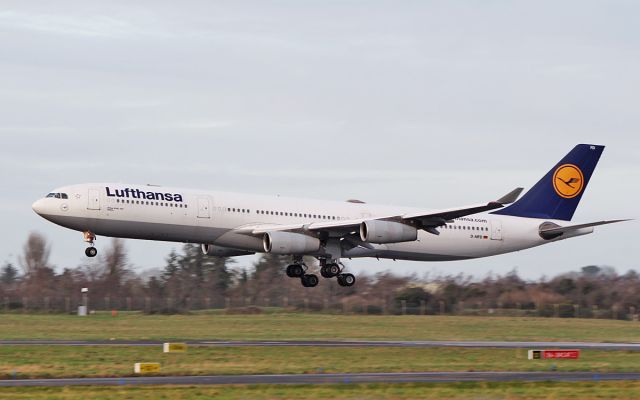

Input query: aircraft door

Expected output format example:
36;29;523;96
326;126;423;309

87;188;100;210
490;220;502;240
197;196;211;219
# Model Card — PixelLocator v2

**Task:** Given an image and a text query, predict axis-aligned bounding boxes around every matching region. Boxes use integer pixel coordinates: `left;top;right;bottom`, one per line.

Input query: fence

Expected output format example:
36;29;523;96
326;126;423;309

1;296;638;320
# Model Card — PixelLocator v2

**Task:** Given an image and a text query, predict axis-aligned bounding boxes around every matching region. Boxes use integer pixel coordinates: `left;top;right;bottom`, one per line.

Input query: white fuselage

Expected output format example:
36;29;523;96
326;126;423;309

32;183;592;262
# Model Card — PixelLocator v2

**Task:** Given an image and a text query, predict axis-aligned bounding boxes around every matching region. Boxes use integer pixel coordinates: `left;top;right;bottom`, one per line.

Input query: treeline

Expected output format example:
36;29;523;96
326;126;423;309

1;232;639;319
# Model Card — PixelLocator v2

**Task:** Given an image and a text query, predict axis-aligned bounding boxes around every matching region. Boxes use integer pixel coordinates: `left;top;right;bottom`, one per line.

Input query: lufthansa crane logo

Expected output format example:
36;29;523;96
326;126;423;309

553;164;584;199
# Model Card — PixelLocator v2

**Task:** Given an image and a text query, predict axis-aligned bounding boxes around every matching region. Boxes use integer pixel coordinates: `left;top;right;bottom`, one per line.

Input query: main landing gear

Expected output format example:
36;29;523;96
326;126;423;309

285;259;319;288
285;257;355;288
320;259;355;287
83;231;97;258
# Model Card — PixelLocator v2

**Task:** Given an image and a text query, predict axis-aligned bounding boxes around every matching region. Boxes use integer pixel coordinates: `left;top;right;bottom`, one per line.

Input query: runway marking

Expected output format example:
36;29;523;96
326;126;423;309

2;339;640;350
1;371;640;387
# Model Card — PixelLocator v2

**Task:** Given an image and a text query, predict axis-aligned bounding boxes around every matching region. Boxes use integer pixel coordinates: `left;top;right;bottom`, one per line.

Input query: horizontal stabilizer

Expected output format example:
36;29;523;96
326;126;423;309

539;219;630;240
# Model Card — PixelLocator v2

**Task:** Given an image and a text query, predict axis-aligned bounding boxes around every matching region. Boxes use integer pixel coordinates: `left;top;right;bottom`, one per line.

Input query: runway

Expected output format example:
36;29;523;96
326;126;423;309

1;371;639;387
1;339;640;351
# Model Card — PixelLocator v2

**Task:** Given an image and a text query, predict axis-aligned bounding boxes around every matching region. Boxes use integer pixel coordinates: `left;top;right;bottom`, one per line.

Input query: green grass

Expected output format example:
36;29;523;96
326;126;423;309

1;313;639;342
4;382;640;400
2;314;640;398
0;345;639;379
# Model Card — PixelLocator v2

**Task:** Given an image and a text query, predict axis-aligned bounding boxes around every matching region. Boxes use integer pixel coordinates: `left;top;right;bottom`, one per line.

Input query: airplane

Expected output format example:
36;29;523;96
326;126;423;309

31;144;627;288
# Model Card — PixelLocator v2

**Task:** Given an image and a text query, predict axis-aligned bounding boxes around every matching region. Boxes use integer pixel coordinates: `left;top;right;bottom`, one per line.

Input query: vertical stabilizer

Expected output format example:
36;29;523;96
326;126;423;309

491;144;604;221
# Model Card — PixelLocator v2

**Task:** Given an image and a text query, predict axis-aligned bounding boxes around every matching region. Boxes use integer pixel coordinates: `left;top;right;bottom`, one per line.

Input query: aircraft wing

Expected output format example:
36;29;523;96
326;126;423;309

400;187;523;232
242;187;523;238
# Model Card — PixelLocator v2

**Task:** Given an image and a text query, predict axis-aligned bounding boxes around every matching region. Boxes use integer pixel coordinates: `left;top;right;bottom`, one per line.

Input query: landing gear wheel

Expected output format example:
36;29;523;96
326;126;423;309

85;247;97;258
286;264;304;278
301;274;319;288
337;273;355;287
320;266;332;278
320;263;341;278
328;263;341;276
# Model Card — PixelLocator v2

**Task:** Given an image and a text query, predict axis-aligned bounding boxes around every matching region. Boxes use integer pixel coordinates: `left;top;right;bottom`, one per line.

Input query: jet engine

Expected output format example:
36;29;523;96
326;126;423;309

360;220;417;244
201;244;254;257
263;231;321;255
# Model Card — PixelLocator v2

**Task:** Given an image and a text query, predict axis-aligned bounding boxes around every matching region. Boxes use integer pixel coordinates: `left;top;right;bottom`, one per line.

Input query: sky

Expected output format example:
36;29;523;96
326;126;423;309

0;1;638;280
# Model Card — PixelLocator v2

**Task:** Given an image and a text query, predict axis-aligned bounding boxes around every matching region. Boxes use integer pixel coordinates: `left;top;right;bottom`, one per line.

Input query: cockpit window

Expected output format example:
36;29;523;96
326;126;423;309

46;193;68;199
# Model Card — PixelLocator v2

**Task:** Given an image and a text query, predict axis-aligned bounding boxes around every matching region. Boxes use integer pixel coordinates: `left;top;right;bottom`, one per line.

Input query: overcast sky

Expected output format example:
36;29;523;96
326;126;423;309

0;1;638;280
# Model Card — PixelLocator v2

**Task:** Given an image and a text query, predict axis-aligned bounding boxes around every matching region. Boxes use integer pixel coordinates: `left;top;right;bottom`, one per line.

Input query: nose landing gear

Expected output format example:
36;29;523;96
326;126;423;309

83;231;97;258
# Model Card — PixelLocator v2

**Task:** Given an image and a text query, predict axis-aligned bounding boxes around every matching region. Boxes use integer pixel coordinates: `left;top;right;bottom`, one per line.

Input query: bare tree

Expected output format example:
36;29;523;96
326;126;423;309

18;232;51;276
100;238;130;295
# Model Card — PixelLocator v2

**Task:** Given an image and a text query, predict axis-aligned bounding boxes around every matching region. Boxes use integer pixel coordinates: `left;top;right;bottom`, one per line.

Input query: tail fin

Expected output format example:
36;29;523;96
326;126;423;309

492;144;604;221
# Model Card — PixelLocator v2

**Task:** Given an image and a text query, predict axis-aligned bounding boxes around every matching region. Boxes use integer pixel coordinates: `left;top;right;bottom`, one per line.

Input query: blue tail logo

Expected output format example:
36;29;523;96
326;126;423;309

492;144;604;221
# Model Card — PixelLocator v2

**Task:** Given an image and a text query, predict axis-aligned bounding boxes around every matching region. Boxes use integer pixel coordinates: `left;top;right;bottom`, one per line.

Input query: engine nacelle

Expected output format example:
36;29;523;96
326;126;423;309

263;231;321;255
201;244;254;257
359;220;418;244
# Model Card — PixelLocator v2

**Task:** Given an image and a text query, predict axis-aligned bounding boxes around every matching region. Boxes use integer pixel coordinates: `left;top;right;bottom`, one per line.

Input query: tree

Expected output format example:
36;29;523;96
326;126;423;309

0;263;18;285
100;238;130;295
18;232;55;297
18;232;50;277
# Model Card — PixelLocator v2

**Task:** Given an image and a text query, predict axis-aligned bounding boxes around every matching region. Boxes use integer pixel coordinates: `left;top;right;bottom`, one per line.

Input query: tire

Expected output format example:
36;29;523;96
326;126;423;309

302;274;318;287
320;266;332;278
328;263;340;276
337;274;346;287
286;265;297;278
85;247;97;258
343;273;356;286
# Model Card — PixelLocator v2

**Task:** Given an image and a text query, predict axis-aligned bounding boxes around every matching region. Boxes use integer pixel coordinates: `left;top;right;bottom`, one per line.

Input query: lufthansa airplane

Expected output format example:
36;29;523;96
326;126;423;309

32;144;626;288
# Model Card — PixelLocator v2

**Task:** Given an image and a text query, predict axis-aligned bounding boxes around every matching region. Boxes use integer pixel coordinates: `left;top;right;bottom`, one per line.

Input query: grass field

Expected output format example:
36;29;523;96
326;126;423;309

2;313;640;399
1;346;639;379
4;382;640;400
1;312;640;342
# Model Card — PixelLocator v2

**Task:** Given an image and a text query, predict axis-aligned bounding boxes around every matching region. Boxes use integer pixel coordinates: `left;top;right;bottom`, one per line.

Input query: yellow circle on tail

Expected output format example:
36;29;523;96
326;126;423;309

553;164;584;199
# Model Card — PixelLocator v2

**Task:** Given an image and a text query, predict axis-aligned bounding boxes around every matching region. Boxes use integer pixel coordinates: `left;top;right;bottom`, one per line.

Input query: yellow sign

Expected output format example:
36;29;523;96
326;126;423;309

163;342;188;353
553;164;584;199
134;362;160;374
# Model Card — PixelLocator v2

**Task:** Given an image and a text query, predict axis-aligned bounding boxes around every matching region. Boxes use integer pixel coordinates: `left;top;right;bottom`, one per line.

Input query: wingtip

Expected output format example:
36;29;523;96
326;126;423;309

496;187;524;205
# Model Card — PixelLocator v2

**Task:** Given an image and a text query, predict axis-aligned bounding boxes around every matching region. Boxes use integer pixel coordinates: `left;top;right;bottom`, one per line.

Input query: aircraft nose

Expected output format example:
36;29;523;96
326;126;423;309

32;199;46;215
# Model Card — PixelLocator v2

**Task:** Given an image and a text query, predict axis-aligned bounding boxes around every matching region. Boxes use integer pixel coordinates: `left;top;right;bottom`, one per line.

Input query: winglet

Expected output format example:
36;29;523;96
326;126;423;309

496;187;524;205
